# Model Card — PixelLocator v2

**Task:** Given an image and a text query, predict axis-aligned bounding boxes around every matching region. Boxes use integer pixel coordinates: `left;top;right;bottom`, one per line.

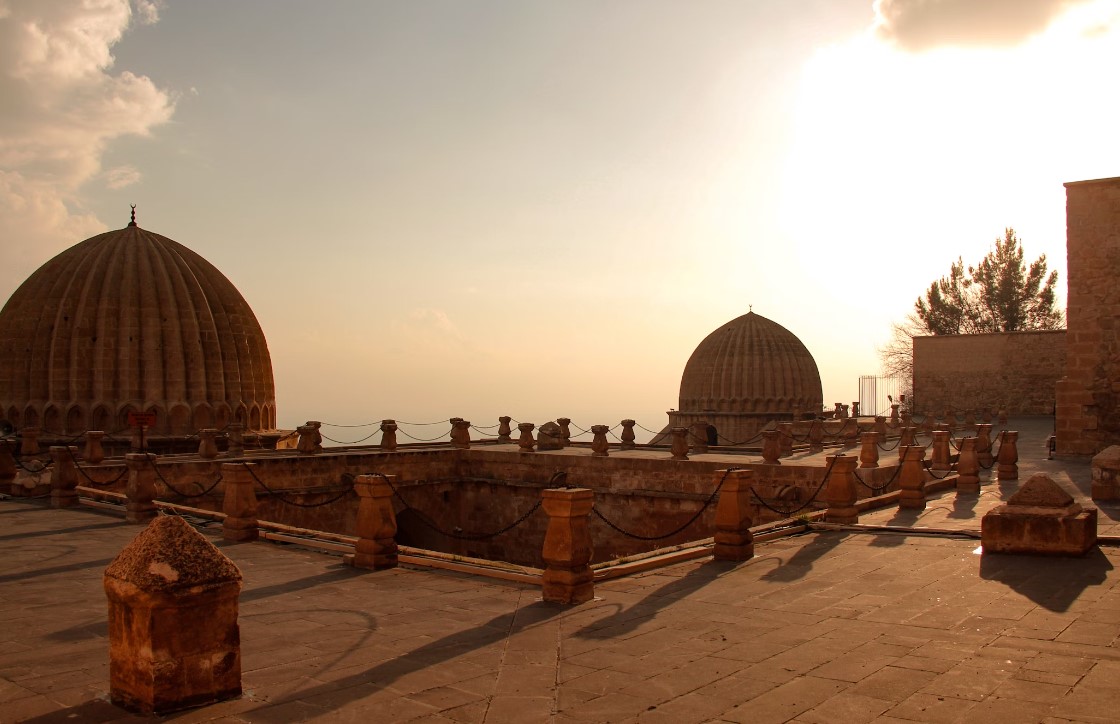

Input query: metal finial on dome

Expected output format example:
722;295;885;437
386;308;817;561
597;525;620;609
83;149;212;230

128;205;137;227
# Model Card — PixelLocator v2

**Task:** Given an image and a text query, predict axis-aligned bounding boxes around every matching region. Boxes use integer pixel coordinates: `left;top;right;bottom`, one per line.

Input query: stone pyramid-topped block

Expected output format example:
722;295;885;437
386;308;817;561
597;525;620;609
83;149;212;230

537;421;564;451
104;516;243;715
1091;445;1120;501
982;473;1097;556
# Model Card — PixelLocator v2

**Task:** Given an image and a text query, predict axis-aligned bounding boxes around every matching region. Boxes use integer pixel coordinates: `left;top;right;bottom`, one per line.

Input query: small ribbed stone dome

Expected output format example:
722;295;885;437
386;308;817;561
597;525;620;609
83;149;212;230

678;311;822;415
0;220;276;435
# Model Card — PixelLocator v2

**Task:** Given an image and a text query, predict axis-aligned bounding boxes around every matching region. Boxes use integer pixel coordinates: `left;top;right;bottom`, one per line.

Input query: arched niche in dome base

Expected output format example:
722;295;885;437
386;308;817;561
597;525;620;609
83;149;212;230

7;407;21;428
249;405;261;432
214;404;231;430
23;406;40;428
117;404;137;432
66;405;85;435
235;405;247;426
92;405;111;433
192;403;213;432
169;404;190;435
146;405;164;433
44;405;61;433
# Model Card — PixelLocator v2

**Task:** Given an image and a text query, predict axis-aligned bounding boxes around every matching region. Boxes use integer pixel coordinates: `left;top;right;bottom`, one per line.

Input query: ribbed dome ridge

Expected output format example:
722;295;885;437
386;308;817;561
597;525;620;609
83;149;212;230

0;224;276;434
678;311;822;414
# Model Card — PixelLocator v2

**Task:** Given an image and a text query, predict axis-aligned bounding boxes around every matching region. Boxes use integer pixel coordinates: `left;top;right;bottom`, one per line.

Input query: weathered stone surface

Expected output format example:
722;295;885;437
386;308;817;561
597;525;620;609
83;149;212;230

590;425;610;457
914;331;1065;418
713;469;754;562
981;473;1097;556
380;420;398;451
537;422;564;451
1091;445;1120;501
619;419;636;450
670;427;689;461
104;516;243;714
541;488;594;604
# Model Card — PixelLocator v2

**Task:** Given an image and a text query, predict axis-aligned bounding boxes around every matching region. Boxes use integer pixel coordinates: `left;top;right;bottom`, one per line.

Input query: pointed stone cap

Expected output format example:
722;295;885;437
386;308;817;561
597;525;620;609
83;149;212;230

1007;473;1076;509
1092;445;1120;471
105;516;242;593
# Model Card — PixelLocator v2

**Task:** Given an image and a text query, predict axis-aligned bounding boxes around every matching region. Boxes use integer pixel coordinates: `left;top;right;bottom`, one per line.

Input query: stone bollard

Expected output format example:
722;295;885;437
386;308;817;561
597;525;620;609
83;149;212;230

824;454;859;524
198;429;219;459
964;409;976;427
841;404;850;420
556;418;572;447
221;463;258;542
347;474;398;570
1091;446;1120;501
670;428;690;461
497;416;513;443
997;431;1019;481
896;425;913;459
21;427;41;456
843;418;860;443
834;403;845;419
540;488;594;604
808;419;824;453
851;402;860;418
956;437;980;494
104;516;243;714
898;446;928;509
874;416;888;436
49;446;79;508
930;430;952;471
761;430;781;465
975;424;994;469
518;423;536;453
228;422;246;456
713;469;755;562
590;425;610;457
451;419;472;450
998;408;1008;425
125;454;158;524
380;420;398;451
859;432;880;468
619;419;637;449
538;421;564;451
777;422;794;458
690;421;710;455
295;423;321;454
84;430;106;465
0;440;15;493
890;404;900;425
129;424;149;453
982;474;1097;556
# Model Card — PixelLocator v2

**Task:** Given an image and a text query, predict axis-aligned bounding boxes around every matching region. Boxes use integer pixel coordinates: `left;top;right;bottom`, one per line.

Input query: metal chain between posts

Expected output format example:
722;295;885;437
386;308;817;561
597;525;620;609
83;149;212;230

851;462;902;494
750;455;838;517
66;449;128;486
590;467;738;542
146;456;223;499
241;463;355;508
977;435;1003;471
715;430;766;447
925;465;955;480
375;471;547;541
876;436;902;452
321;430;381;446
396;427;454;443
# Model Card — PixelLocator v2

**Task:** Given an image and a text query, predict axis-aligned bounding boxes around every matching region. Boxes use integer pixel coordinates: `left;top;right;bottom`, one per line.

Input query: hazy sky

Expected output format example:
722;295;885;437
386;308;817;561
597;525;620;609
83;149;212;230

2;0;1119;436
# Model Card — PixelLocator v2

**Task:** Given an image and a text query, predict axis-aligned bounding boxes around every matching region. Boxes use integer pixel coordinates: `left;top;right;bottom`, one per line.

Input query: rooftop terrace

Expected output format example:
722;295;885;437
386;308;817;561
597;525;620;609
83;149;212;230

4;417;1120;723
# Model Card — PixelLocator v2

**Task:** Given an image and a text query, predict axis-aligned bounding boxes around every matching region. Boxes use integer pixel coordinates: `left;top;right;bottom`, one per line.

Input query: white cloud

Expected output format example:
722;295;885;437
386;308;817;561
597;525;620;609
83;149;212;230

134;0;161;25
873;0;1094;49
102;164;141;189
0;0;174;286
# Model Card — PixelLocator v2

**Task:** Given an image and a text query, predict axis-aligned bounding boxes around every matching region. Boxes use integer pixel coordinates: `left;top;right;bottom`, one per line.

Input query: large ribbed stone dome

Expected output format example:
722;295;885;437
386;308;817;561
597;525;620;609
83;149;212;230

0;220;276;435
678;311;822;414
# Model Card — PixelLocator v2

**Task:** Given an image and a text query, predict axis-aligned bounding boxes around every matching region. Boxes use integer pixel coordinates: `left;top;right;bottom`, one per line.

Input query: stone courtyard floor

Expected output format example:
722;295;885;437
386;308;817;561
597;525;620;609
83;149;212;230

5;417;1120;723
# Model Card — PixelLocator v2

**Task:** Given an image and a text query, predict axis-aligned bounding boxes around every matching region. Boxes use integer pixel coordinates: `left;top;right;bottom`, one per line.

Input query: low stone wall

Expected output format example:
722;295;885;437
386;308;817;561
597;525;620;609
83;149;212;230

69;445;902;567
913;331;1066;416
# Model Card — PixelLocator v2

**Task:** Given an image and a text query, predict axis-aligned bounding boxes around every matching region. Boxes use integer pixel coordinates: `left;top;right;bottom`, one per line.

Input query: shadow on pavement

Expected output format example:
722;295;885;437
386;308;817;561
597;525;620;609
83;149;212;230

980;547;1114;612
761;531;847;581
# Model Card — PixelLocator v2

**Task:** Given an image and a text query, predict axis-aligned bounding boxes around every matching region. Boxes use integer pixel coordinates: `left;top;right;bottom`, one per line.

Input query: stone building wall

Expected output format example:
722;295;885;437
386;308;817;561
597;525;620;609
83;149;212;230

1057;176;1120;455
912;331;1066;416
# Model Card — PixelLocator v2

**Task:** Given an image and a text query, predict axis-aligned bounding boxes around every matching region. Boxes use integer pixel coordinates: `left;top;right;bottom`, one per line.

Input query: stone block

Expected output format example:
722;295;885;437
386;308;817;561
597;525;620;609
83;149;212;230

981;473;1097;556
104;516;243;714
1091;445;1120;501
537;422;564;451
